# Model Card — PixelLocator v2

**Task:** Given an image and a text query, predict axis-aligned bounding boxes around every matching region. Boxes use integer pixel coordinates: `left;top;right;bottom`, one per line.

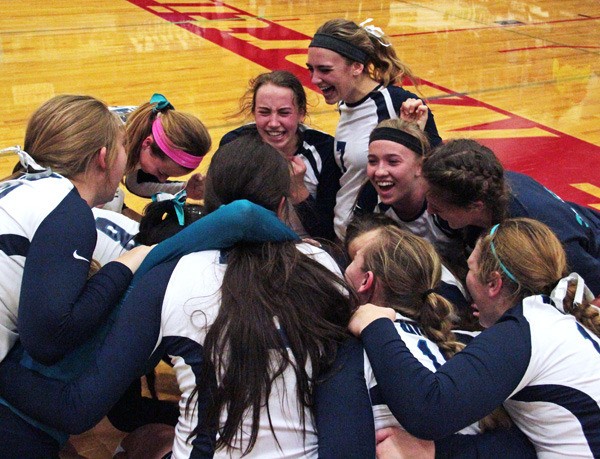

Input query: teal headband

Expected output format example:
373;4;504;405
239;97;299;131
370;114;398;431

489;224;518;283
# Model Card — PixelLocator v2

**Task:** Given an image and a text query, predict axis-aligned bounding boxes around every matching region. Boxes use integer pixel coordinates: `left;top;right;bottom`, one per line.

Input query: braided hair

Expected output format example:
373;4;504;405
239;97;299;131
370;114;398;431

422;139;509;224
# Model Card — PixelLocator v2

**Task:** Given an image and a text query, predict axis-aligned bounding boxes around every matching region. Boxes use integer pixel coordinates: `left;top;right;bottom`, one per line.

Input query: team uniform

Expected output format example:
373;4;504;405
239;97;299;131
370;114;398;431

359;293;600;458
221;123;341;241
92;207;139;266
505;171;600;295
0;242;373;458
333;85;442;239
0;172;134;455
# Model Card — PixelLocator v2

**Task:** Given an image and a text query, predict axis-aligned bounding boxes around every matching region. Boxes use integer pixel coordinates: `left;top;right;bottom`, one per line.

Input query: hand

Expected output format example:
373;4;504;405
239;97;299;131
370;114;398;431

376;427;435;459
289;155;310;205
185;173;205;201
114;244;154;274
400;98;429;131
348;303;396;337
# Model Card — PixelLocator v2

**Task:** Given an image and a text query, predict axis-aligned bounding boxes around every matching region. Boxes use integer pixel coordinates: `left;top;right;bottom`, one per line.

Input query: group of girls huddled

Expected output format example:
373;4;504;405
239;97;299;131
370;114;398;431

1;15;600;459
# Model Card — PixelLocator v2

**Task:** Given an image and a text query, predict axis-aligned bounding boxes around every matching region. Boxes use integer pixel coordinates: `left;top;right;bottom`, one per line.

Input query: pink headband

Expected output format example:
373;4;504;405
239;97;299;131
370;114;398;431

151;117;203;169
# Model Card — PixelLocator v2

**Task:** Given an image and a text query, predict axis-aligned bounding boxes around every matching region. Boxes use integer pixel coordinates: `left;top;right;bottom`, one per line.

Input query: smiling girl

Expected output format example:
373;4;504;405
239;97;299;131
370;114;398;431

307;18;442;240
221;71;341;242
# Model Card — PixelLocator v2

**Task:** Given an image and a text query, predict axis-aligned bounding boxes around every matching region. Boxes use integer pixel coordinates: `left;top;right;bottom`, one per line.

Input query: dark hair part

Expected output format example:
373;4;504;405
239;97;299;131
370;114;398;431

125;98;211;173
422;139;508;224
195;132;353;454
203;133;290;214
234;70;308;120
315;18;417;87
135;200;204;245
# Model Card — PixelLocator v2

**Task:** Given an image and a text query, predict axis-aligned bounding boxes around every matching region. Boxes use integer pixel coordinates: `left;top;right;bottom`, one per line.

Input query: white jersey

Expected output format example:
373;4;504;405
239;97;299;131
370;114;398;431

0;174;75;360
504;296;600;458
92;207;139;266
333;85;441;240
366;312;481;435
158;243;342;458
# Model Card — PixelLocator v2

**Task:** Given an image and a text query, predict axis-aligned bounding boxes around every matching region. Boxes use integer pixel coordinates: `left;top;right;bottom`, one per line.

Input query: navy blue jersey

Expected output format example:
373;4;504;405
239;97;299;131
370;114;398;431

506;171;600;295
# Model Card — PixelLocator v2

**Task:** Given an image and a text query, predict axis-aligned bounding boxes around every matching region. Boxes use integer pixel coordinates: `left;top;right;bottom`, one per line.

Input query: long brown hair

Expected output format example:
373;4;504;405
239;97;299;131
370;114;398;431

477;217;600;337
195;134;352;454
422;139;509;225
4;95;123;182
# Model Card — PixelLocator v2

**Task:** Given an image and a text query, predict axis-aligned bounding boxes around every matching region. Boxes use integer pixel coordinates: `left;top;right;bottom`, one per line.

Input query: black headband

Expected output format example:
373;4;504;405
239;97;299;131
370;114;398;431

369;127;425;156
309;33;368;64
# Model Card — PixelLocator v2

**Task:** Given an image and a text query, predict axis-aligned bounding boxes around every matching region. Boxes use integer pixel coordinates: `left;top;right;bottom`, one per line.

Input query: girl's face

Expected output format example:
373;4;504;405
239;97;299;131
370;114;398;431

253;83;304;159
307;47;362;105
466;240;502;328
367;140;422;208
425;187;481;229
139;137;190;182
105;131;127;200
345;229;380;303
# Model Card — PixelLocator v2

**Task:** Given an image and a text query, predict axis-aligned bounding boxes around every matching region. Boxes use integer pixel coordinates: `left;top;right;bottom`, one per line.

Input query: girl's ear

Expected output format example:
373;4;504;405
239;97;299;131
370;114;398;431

142;135;154;150
487;271;504;297
277;196;287;220
351;61;365;76
97;146;108;170
358;271;375;294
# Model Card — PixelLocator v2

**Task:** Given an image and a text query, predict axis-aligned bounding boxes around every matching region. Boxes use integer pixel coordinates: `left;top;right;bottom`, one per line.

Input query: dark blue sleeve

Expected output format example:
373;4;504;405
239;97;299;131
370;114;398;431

360;316;531;439
294;135;341;242
315;337;376;458
507;172;600;295
435;425;536;458
0;261;172;434
18;192;133;365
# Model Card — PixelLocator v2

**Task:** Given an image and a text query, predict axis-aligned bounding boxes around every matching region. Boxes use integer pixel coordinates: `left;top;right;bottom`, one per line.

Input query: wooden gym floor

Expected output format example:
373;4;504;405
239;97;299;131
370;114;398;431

0;1;599;457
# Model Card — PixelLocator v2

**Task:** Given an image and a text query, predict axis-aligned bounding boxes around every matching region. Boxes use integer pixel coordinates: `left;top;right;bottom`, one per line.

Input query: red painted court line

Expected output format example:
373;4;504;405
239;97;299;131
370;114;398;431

127;0;600;207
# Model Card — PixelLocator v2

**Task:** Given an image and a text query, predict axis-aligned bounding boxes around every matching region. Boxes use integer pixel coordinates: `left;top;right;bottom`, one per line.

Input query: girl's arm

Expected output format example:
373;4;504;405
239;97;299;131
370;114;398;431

18;193;133;365
0;261;173;433
357;315;530;440
315;337;376;458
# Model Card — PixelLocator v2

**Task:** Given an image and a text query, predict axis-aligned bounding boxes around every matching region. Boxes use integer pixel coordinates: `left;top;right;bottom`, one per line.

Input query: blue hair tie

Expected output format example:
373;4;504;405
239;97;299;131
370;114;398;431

489;224;518;283
152;189;187;226
150;93;174;112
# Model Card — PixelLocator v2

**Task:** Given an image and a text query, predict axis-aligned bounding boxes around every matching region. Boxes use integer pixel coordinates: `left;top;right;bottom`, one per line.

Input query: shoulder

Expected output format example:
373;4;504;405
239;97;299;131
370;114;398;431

220;123;258;146
382;85;419;102
296;242;343;277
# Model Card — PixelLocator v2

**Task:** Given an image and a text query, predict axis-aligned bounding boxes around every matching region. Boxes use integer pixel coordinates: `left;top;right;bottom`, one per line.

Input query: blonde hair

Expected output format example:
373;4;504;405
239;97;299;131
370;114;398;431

370;118;430;155
125;100;211;173
477;218;600;337
315;18;417;87
19;95;123;179
362;226;463;357
362;225;512;431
